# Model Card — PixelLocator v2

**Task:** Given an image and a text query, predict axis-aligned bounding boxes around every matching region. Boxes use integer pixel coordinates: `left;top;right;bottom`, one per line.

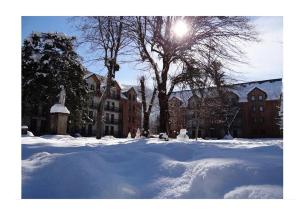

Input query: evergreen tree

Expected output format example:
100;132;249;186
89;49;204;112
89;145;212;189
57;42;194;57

22;32;88;134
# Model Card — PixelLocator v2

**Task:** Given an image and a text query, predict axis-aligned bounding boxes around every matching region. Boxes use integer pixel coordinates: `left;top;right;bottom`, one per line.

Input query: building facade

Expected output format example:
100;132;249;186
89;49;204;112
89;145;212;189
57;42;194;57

169;79;282;138
81;73;142;137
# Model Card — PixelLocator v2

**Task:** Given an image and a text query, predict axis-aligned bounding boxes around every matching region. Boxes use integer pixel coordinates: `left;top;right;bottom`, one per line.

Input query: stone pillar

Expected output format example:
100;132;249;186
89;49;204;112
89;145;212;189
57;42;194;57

50;103;70;135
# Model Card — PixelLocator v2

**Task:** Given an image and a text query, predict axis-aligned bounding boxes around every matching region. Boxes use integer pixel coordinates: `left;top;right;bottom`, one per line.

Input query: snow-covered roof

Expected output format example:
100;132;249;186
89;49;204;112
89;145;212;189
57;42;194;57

170;95;183;102
170;78;282;105
230;79;282;102
50;104;70;114
83;72;105;81
121;93;128;100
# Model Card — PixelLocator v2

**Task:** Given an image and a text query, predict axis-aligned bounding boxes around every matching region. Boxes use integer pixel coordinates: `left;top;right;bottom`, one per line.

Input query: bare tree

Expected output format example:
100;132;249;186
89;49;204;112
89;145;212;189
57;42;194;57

139;76;157;137
76;16;129;139
128;16;257;135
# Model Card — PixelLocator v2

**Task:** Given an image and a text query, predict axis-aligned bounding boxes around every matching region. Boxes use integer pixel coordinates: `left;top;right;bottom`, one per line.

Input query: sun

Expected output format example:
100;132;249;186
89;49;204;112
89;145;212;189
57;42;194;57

173;20;189;38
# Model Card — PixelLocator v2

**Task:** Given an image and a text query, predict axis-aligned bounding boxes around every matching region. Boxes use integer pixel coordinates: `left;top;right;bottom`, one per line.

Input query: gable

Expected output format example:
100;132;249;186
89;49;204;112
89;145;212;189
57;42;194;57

247;87;267;101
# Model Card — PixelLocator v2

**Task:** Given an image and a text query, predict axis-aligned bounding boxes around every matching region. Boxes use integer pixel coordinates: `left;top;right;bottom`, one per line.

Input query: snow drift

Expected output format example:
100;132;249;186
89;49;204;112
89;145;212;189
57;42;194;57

22;136;283;199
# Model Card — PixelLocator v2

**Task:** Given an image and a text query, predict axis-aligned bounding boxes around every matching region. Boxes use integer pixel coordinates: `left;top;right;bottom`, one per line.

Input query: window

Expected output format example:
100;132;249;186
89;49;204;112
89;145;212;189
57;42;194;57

112;102;115;109
259;105;264;112
90;84;95;90
252;106;256;112
133;106;135;112
111;90;115;98
132;117;135;123
251;95;255;101
106;113;109;122
259;95;263;101
111;114;114;123
110;126;114;135
89;111;93;118
128;94;131;100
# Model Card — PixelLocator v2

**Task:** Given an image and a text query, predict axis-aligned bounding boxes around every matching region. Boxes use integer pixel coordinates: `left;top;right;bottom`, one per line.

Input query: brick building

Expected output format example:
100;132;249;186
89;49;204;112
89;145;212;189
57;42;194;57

169;78;282;138
82;72;142;137
120;87;142;138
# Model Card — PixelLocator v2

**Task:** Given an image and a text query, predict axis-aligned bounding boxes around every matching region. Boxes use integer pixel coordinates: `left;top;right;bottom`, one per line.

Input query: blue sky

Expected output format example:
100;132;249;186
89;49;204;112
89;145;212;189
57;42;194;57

22;16;283;85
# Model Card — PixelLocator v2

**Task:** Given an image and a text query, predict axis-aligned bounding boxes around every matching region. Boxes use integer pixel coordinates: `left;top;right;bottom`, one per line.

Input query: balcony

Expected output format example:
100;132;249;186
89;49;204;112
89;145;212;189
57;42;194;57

105;119;120;125
104;106;120;112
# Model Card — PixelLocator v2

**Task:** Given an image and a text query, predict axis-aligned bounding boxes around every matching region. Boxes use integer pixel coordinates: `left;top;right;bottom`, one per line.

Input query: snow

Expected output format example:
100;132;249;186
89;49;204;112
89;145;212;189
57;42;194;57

22;136;282;199
224;185;283;199
176;129;189;141
223;134;233;140
27;131;34;137
135;128;141;138
50;103;70;114
30;53;42;62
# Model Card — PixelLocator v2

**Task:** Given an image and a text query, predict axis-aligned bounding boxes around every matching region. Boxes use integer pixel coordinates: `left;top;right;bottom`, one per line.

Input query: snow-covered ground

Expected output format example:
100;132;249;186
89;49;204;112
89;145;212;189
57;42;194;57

22;135;283;199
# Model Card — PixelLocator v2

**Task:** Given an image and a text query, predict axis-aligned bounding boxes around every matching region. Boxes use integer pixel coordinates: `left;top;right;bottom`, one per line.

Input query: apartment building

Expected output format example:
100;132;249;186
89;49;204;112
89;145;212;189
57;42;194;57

169;78;282;138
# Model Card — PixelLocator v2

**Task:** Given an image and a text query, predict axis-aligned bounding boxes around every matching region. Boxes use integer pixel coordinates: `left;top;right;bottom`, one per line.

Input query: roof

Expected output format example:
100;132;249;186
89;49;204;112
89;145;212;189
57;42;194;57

231;78;282;102
83;72;105;81
170;78;282;105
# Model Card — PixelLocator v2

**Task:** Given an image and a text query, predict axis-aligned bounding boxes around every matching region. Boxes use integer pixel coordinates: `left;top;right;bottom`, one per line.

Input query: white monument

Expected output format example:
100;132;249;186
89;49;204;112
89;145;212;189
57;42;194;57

50;85;70;135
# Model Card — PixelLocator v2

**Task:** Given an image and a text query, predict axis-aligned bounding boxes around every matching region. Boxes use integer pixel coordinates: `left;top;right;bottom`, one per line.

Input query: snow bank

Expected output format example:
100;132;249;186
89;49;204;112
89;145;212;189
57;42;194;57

224;185;283;199
22;137;283;199
50;103;70;114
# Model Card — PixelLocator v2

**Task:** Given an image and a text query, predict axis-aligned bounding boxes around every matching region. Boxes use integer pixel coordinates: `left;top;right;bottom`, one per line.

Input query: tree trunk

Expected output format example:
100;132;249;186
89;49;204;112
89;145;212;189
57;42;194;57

140;76;157;137
158;91;169;134
95;69;114;139
195;120;199;141
96;99;105;139
143;113;150;137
